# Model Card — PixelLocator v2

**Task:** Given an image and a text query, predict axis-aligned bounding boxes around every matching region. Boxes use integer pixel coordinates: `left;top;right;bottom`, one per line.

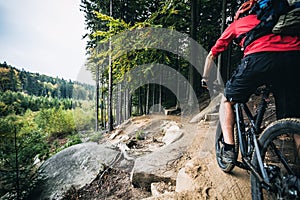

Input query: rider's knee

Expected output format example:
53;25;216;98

221;94;235;106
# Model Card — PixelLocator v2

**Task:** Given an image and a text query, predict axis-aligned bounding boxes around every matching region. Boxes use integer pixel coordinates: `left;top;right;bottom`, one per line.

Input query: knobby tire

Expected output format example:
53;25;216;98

251;118;300;200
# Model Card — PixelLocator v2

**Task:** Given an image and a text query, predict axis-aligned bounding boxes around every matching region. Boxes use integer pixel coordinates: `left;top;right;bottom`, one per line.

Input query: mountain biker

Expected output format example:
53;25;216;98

202;0;300;163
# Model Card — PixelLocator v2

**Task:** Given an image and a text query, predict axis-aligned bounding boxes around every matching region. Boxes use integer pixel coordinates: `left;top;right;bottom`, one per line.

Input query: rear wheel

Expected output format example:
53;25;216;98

215;122;239;173
251;118;300;200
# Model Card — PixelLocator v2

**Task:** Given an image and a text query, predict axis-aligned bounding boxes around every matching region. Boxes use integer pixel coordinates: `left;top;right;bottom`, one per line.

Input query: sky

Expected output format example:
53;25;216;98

0;0;93;83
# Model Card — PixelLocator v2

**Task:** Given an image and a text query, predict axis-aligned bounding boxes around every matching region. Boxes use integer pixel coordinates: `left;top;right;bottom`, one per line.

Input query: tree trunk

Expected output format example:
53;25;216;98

101;77;105;129
14;128;20;200
95;66;99;131
125;88;131;119
188;0;198;108
108;0;113;132
152;84;155;112
159;72;162;113
146;84;150;114
217;0;227;83
124;88;128;120
176;55;180;108
119;84;123;124
139;87;143;115
115;85;120;125
128;89;132;119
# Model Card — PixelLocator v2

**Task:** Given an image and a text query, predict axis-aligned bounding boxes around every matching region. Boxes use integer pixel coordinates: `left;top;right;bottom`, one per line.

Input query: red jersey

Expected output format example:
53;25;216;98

211;14;300;57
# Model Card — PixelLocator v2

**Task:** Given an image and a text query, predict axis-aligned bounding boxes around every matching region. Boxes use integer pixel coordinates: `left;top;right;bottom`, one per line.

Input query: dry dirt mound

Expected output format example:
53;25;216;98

62;167;150;200
62;114;252;199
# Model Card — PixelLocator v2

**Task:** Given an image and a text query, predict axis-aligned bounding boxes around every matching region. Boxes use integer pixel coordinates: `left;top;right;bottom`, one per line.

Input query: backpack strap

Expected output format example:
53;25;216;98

235;0;291;49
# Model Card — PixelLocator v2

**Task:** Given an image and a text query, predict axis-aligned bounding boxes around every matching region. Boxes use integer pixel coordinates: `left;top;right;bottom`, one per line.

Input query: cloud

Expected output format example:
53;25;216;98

0;0;87;81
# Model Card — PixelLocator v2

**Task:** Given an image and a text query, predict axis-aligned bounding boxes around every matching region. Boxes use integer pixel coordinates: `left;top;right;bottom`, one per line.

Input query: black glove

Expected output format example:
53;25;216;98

201;79;208;89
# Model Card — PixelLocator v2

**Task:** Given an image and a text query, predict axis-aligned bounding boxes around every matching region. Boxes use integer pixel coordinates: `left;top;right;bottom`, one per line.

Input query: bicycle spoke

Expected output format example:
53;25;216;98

269;141;294;175
262;133;300;199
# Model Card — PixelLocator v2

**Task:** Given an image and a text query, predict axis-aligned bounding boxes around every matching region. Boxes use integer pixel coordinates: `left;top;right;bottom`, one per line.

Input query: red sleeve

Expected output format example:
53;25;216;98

211;22;237;57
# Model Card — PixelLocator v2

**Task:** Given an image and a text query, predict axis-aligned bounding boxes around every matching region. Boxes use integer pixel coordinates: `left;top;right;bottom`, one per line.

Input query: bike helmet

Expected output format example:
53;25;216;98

234;0;258;20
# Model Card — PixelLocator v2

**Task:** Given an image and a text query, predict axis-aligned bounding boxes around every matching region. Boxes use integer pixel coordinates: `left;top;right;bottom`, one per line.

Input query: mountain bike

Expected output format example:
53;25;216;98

215;85;300;199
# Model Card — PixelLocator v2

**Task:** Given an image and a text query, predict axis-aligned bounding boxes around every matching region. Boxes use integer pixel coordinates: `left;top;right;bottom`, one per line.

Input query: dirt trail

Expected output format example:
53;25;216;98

63;115;252;199
175;119;252;200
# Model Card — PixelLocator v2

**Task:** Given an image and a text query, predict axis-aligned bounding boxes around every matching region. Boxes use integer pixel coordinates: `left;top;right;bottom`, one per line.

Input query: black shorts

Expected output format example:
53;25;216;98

224;51;300;119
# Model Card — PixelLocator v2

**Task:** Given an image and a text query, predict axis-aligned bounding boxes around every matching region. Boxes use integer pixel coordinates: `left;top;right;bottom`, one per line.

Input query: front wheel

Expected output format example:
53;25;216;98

251;118;300;200
215;122;239;173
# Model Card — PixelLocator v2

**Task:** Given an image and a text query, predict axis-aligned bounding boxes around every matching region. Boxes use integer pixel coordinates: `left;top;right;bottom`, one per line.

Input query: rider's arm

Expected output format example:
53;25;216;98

202;51;216;86
202;22;236;85
211;22;237;56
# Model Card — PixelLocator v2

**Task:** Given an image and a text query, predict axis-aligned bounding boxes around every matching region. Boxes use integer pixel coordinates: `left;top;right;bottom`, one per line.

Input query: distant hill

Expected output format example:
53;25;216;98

0;62;94;100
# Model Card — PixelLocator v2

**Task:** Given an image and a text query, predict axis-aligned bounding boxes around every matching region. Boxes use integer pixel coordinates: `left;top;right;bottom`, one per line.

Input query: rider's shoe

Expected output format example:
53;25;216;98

221;147;236;164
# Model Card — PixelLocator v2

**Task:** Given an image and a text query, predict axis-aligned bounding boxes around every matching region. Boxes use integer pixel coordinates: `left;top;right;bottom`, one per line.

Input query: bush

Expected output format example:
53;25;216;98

50;133;82;156
35;107;76;137
73;107;95;131
0;115;49;199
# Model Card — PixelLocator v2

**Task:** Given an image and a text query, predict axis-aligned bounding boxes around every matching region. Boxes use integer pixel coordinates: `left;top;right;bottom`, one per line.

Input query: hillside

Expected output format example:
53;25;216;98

0;62;97;199
0;62;94;100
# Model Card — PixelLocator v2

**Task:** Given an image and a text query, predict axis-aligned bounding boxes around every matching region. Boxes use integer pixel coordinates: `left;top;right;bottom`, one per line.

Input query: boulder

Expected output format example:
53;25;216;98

130;143;179;190
162;125;183;145
175;168;197;192
30;142;119;200
189;93;222;123
131;123;197;190
175;161;199;192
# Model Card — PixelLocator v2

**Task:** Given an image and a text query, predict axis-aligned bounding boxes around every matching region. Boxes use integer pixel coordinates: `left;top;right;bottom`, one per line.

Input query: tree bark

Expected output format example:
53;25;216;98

146;84;150;114
108;0;113;132
95;66;99;131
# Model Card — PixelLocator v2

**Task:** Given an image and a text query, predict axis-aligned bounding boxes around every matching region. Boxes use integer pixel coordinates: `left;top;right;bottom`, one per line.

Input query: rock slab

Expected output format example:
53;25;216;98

30;142;119;200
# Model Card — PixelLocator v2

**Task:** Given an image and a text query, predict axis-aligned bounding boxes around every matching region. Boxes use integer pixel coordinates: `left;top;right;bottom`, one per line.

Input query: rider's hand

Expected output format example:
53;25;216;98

201;78;208;89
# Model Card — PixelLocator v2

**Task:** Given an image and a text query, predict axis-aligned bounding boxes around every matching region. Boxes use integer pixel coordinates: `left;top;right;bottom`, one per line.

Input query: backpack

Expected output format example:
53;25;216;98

237;0;300;49
272;7;300;34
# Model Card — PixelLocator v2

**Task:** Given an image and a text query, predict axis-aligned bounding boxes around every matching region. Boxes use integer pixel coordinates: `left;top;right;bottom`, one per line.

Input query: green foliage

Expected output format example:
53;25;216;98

50;133;82;156
79;0;241;120
73;107;95;131
66;134;82;147
0;44;96;200
0;91;74;117
35;107;76;138
0;115;49;199
89;131;103;142
0;106;90;198
135;130;145;140
0;63;95;101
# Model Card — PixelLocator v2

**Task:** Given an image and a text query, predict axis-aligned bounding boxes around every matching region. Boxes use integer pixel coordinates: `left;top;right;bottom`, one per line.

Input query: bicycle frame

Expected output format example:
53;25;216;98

234;86;273;188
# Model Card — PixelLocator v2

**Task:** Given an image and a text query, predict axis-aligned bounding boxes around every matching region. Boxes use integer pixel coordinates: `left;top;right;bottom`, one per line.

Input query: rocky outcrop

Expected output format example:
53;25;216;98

130;142;181;190
189;93;222;123
30;142;119;200
29;115;219;200
130;122;197;191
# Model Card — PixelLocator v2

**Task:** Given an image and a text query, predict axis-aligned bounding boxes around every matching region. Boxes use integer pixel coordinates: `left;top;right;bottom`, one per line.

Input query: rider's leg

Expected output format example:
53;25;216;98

219;95;236;163
294;134;300;158
219;95;235;145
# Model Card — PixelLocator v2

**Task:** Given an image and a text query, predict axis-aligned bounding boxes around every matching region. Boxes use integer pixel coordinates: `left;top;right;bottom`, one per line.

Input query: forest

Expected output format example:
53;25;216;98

0;62;95;199
1;0;244;199
80;0;243;131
